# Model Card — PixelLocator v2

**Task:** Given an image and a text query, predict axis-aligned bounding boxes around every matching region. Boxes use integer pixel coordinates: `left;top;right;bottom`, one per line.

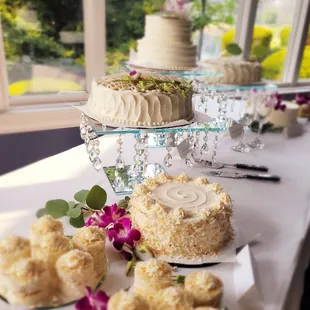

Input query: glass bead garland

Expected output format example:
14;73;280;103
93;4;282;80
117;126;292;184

116;134;125;169
80;113;102;172
164;132;173;168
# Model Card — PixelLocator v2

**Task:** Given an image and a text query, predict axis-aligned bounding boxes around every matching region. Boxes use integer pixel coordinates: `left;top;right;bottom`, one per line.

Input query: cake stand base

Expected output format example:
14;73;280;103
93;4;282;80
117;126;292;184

104;164;165;195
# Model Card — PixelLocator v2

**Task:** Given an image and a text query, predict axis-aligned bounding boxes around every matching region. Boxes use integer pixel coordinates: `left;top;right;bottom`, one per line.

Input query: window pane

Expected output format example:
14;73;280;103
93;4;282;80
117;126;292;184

106;0;147;74
105;0;239;73
1;0;86;97
253;0;296;81
298;23;310;81
195;0;239;60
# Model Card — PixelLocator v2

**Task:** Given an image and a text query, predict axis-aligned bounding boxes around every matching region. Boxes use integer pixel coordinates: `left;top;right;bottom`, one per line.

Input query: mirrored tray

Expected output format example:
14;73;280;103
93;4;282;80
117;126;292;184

104;164;165;195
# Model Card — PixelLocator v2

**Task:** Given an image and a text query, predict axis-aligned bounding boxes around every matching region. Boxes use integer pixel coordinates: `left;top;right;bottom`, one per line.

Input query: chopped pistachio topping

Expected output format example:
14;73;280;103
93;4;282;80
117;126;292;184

112;74;193;98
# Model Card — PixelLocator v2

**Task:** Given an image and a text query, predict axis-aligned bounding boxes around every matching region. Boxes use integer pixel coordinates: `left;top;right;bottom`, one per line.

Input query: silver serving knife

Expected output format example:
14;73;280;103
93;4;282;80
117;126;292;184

194;158;268;172
205;171;280;182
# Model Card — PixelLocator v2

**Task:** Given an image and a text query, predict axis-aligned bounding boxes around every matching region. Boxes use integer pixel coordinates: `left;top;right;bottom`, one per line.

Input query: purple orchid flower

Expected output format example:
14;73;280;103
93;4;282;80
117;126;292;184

75;287;109;310
295;93;310;106
129;70;141;80
107;217;141;250
85;204;126;229
273;93;286;112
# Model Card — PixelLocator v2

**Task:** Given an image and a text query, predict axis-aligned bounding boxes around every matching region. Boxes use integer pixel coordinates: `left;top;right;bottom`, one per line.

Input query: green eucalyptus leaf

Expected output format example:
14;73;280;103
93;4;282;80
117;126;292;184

45;199;69;219
68;201;75;209
67;203;83;218
86;185;107;210
36;208;47;218
226;43;242;55
69;213;85;228
74;190;89;203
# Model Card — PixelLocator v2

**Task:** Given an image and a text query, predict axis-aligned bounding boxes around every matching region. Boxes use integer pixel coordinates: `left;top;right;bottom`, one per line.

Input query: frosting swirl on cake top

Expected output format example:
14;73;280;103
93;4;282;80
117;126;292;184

153;182;221;212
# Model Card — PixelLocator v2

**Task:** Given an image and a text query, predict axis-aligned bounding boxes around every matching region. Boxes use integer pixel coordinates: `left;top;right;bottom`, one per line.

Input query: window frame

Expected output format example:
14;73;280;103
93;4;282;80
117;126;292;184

0;0;310;134
0;22;9;112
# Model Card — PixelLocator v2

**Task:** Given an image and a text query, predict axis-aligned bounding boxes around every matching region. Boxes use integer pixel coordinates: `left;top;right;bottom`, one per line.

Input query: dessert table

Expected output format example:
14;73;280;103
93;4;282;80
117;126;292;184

0;129;309;310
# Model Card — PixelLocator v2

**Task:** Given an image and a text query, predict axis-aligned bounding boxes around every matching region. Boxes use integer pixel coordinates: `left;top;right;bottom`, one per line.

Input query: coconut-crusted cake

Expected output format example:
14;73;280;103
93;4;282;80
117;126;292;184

87;73;193;127
129;173;233;260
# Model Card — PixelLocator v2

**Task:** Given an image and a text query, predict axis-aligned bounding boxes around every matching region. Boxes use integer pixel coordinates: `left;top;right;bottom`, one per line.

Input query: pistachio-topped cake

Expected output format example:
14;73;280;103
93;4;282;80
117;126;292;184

129;173;233;260
88;72;193;127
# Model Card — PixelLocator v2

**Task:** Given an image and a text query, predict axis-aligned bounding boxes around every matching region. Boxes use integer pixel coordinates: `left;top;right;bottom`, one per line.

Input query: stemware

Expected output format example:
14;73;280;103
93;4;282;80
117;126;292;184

248;91;274;149
231;91;257;153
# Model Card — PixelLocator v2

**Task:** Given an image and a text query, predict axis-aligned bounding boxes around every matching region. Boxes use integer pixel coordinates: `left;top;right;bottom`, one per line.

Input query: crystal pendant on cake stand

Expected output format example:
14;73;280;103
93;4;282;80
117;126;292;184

80;113;227;194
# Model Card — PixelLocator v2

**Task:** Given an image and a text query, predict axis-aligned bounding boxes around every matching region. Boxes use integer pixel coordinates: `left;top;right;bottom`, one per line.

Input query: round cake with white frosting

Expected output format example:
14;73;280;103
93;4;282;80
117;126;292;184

87;73;193;127
203;58;261;85
129;173;233;260
268;101;299;127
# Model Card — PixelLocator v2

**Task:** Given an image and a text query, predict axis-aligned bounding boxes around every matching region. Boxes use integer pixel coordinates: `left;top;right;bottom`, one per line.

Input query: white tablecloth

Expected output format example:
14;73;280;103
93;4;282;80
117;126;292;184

0;130;310;310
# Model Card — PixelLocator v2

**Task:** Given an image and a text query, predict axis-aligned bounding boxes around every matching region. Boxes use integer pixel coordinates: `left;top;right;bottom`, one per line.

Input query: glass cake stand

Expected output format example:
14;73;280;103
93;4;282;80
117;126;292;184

80;113;227;194
80;70;277;194
123;62;224;80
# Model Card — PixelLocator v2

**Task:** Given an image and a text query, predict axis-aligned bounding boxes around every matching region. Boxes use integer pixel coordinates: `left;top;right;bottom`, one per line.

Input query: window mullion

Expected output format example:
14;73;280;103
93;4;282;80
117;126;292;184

0;23;9;112
83;0;106;91
281;0;310;84
234;0;259;61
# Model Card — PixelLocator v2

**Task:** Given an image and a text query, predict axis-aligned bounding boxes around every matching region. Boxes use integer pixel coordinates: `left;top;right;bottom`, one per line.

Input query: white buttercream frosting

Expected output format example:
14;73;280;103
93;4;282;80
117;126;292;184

153;182;219;212
135;15;197;70
268;101;299;127
203;58;261;85
87;74;193;127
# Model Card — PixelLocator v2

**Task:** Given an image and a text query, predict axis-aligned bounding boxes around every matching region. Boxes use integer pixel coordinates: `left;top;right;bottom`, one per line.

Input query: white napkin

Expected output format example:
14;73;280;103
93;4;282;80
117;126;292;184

234;245;264;310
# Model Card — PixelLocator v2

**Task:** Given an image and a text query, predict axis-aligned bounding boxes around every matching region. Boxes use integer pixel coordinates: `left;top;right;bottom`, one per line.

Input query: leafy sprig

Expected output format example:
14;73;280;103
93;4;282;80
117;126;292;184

36;185;107;228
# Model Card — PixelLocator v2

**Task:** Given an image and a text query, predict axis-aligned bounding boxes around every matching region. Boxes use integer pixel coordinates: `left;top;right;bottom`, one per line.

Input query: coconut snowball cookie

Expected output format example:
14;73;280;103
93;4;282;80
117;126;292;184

108;290;151;310
72;226;107;285
0;236;31;297
31;233;70;269
151;286;194;310
5;258;52;307
184;271;223;307
56;249;95;301
30;215;64;244
130;173;233;260
0;236;31;269
133;259;173;298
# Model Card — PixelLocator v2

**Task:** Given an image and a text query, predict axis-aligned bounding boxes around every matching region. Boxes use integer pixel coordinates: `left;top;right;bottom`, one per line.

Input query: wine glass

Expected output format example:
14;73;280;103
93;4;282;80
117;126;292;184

248;91;274;149
231;91;257;153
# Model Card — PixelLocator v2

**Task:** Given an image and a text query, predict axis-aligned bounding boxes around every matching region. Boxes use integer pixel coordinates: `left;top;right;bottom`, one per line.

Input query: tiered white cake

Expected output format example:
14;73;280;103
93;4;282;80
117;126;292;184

204;57;261;85
135;15;197;70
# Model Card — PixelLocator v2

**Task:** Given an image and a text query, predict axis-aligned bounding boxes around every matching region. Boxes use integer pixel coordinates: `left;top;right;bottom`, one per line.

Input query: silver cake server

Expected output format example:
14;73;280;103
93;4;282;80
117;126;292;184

205;171;280;182
194;158;268;172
